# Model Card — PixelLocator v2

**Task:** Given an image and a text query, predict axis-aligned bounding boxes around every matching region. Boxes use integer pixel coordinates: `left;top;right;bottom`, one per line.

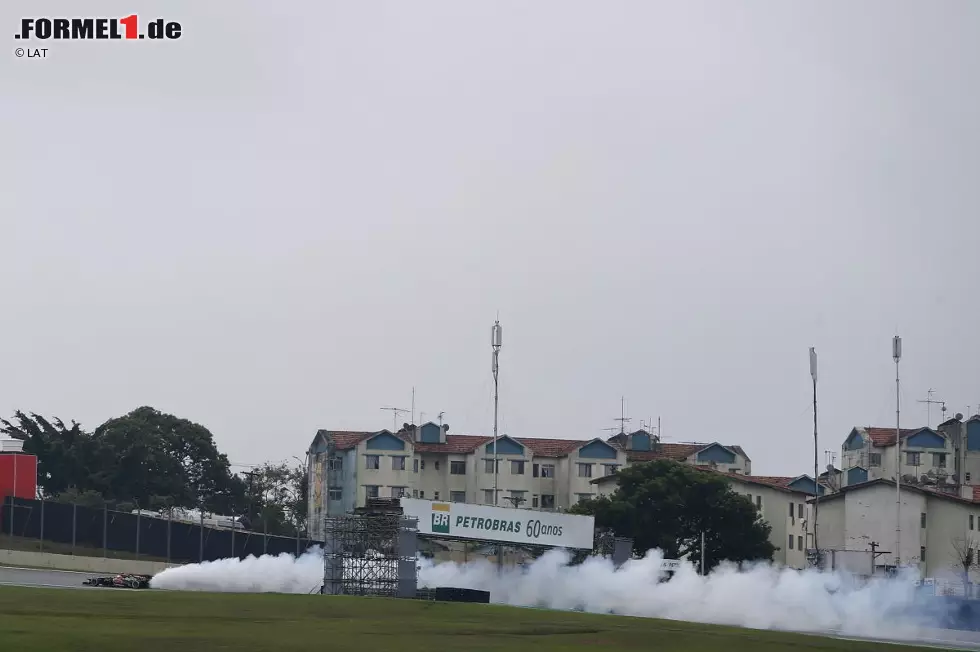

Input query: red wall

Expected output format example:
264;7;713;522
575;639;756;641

0;453;38;501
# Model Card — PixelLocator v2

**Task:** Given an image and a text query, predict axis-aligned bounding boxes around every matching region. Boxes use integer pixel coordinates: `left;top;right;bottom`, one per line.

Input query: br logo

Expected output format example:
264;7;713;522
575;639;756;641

431;504;451;534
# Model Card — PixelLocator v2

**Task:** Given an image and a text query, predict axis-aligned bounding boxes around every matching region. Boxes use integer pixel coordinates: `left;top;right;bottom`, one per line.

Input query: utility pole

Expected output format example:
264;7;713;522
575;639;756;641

491;318;503;570
893;335;903;568
700;530;706;575
810;347;819;552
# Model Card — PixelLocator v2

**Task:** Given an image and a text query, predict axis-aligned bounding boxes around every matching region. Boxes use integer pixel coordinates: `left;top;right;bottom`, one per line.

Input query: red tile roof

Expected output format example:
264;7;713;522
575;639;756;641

626;442;749;463
864;427;921;446
319;429;751;464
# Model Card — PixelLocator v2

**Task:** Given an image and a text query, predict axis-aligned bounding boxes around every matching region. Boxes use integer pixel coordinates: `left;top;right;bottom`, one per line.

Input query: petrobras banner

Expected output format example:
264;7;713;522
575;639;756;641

399;498;595;550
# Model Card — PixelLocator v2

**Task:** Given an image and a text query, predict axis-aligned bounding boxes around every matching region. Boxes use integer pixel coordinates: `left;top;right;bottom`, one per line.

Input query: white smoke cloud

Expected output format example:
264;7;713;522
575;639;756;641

149;548;941;639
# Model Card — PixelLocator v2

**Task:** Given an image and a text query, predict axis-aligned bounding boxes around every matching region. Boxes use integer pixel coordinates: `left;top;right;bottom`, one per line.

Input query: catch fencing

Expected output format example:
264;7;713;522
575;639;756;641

1;496;322;564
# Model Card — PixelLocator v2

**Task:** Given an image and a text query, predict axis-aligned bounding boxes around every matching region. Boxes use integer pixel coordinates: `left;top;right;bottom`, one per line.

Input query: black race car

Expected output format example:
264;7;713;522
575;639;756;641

83;573;153;589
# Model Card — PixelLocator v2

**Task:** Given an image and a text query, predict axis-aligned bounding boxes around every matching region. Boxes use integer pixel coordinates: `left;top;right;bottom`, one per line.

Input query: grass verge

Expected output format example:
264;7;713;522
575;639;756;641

0;585;934;652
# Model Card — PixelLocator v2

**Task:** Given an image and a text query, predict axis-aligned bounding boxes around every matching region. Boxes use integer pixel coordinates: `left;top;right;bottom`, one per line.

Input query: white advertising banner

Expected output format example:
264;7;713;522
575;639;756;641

399;498;595;550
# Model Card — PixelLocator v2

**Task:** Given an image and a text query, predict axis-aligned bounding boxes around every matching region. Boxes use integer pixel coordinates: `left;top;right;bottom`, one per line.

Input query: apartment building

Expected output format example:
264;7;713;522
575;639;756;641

305;423;751;541
841;415;980;494
813;477;980;579
592;468;821;569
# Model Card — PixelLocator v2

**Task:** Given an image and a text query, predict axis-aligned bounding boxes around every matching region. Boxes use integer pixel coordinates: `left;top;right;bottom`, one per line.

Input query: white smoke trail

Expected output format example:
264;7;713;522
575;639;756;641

149;548;939;639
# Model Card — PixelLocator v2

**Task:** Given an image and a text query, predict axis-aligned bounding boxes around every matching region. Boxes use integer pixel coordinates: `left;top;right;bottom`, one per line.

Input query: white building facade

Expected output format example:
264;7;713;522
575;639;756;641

306;423;751;542
813;478;980;580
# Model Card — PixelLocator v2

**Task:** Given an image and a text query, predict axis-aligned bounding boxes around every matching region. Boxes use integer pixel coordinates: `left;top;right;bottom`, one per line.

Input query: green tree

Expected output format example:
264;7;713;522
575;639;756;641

0;411;97;497
240;461;307;536
90;406;245;513
569;460;775;572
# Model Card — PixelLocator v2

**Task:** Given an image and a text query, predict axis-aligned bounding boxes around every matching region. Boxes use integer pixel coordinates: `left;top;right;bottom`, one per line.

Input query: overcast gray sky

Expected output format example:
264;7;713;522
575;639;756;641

2;1;978;476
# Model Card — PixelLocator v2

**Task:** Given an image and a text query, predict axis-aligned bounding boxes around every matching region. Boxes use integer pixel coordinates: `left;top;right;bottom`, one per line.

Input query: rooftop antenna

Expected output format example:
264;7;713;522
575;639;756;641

893;334;903;568
614;396;631;434
917;388;944;427
491;317;503;570
438;412;445;430
411;387;416;425
380;406;409;432
810;347;819;553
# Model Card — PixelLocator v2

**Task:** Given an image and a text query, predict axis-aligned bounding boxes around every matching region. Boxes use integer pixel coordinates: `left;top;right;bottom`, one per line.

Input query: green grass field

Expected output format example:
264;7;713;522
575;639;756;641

0;585;931;652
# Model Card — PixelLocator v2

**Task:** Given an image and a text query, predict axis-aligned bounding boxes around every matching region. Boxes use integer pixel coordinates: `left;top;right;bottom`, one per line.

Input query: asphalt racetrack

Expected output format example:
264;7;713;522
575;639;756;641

0;565;104;590
5;565;980;649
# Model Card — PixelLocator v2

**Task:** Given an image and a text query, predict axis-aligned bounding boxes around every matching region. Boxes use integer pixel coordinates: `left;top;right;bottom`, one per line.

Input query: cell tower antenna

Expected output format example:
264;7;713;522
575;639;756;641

614;396;631;434
491;317;503;570
918;388;944;427
380;406;409;432
438;411;445;429
810;347;819;553
893;334;903;568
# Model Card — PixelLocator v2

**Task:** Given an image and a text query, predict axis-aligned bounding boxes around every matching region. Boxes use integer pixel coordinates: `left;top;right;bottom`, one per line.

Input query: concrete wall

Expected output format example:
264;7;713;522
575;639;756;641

0;549;181;575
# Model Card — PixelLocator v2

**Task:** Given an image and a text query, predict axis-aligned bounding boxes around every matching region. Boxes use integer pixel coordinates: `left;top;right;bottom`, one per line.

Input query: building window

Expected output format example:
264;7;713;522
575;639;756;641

968;473;973;483
412;489;418;498
413;459;419;473
392;456;406;471
435;460;441;471
789;503;795;518
921;512;927;528
541;464;555;478
577;463;592;478
483;489;495;504
541;494;555;509
390;486;407;498
907;452;920;466
509;490;526;506
420;460;425;470
485;459;499;474
365;455;380;470
576;493;592;504
920;546;926;561
798;536;803;550
532;495;539;508
971;515;975;531
365;485;379;498
869;453;881;467
798;504;803;519
328;457;343;471
328;487;342;501
604;464;619;476
450;491;465;502
433;491;440;501
511;460;525;475
755;495;762;509
933;453;947;468
788;535;794;550
419;490;425;499
450;461;466;475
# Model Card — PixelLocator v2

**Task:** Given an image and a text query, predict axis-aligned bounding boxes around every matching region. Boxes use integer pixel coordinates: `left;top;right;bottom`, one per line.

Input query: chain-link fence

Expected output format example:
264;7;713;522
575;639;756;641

1;496;321;564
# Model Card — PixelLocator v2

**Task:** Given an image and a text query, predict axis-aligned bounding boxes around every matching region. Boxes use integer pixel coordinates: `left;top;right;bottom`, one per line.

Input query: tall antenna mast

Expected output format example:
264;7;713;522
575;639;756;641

438;411;444;430
411;387;416;426
614;396;631;434
380;406;409;432
917;389;945;427
893;334;903;568
491;318;503;571
491;319;502;505
810;347;819;556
